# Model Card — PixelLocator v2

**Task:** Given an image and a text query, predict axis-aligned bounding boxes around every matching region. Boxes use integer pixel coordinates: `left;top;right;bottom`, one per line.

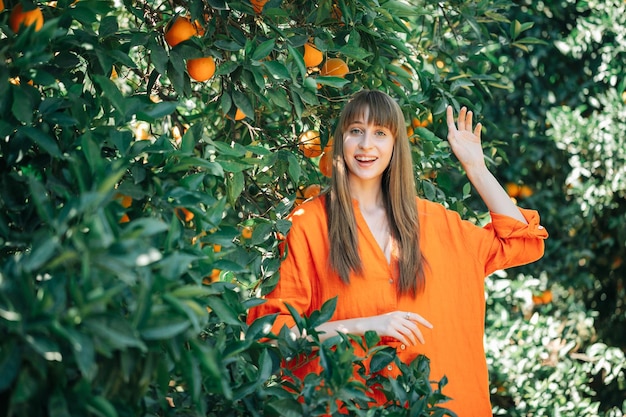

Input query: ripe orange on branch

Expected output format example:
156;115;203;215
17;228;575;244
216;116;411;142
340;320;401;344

320;58;349;78
175;207;194;222
187;56;215;82
319;152;333;177
303;184;321;199
164;16;197;47
234;107;247;121
250;0;268;14
241;226;254;239
298;130;322;158
303;43;323;68
10;4;44;32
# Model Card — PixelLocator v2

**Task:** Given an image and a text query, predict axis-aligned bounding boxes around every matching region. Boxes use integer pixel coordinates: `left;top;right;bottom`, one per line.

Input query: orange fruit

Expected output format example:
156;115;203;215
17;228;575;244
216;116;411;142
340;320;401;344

319;152;333;177
9;4;44;32
192;19;205;37
175;207;194;222
505;182;521;198
412;113;432;128
298;130;322;158
119;213;130;223
295;187;306;205
518;185;533;198
187;56;215;82
320;58;349;78
0;0;4;12
115;193;132;208
323;137;334;153
203;269;221;284
303;43;323;68
164;16;197;47
234;107;246;120
135;122;150;140
250;0;268;13
241;226;253;239
532;290;552;305
213;243;222;253
191;230;207;246
303;184;321;199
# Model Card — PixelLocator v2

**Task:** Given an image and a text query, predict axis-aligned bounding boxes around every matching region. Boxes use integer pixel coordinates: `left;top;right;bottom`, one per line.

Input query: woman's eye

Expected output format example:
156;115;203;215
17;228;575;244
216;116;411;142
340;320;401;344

350;128;362;135
375;130;387;137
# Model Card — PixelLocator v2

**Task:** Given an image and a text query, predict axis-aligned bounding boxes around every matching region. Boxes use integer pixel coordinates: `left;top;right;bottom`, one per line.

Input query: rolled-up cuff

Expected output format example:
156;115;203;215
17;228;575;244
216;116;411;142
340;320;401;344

490;209;549;239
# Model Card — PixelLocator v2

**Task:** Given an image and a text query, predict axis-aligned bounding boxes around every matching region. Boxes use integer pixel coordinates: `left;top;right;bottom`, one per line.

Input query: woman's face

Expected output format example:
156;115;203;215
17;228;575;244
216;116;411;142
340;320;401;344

342;107;395;184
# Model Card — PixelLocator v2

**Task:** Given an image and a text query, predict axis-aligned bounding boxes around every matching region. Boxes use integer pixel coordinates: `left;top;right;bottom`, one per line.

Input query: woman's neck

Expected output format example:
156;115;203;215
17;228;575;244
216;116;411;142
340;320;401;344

348;178;385;212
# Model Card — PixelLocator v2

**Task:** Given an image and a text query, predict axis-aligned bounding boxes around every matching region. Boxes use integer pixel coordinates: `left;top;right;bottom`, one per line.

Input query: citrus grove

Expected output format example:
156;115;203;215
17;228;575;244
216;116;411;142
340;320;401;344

1;0;624;416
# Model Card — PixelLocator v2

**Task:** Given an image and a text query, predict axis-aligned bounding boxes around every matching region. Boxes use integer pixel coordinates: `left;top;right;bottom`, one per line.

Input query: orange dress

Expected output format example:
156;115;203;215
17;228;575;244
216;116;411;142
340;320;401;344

247;195;548;416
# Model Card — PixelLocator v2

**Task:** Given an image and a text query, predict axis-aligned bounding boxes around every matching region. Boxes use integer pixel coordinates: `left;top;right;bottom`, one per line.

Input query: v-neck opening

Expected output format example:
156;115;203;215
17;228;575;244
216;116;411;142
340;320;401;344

352;199;393;267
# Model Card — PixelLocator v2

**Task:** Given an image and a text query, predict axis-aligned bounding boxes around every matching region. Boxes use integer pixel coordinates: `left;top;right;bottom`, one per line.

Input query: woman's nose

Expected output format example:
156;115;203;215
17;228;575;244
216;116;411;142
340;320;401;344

358;131;374;148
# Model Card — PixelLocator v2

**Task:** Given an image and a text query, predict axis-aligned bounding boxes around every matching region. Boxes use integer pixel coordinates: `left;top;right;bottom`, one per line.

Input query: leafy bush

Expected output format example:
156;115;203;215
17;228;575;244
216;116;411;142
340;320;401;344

475;0;626;413
485;272;625;416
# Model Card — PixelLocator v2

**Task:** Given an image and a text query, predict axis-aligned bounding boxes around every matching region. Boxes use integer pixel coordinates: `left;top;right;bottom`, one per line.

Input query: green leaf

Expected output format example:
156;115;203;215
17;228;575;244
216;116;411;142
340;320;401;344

136;101;178;122
140;317;191;340
206;295;241;325
246;313;277;341
251;39;275;61
262;60;292;80
215;39;243;51
93;74;126;115
120;218;169;238
148;38;169;75
0;340;21;391
378;0;421;17
266;398;303;417
227;171;245;205
20;127;62;157
23;236;59;272
232;90;254;119
510;19;522;40
87;395;118;417
309;297;337;328
287;44;306;80
314;76;350;88
369;347;396;374
64;328;96;380
180;122;202;154
285;151;301;182
11;86;34;124
84;316;147;353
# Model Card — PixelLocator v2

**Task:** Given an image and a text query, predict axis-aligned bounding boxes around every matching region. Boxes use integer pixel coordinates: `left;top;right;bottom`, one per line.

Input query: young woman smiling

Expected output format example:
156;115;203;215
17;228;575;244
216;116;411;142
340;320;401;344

247;90;548;415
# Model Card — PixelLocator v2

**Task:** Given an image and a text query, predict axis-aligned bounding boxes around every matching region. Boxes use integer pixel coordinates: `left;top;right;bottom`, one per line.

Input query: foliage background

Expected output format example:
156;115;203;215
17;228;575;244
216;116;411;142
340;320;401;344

0;0;624;416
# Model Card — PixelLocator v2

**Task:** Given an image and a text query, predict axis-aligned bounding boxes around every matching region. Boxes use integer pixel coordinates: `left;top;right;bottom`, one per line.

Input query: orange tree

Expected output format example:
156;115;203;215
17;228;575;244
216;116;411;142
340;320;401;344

0;0;538;415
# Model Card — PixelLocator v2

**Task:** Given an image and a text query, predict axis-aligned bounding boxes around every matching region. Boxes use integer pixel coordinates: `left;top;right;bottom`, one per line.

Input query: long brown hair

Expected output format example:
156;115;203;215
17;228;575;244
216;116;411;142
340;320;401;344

325;90;426;296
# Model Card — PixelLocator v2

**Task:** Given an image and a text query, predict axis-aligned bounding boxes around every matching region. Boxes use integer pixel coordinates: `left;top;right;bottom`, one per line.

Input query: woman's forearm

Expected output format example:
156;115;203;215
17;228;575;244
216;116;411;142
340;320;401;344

465;165;528;224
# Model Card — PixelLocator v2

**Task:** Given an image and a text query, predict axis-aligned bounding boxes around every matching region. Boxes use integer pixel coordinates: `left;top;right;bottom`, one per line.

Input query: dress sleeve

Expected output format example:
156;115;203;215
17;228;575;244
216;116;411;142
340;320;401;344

245;203;321;336
481;208;549;276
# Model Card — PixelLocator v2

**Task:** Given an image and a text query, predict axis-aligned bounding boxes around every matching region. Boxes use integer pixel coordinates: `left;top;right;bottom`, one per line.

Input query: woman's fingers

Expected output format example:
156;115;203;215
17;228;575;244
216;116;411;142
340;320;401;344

396;311;433;345
457;106;466;131
405;312;433;329
447;105;478;134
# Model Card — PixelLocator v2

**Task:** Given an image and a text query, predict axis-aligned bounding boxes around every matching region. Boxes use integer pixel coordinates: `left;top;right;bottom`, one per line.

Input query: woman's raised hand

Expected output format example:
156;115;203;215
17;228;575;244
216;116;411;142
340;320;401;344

446;105;486;172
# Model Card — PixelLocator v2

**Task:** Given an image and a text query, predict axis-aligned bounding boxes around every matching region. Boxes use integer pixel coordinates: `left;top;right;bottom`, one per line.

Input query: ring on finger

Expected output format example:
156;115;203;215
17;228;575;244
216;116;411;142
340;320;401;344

405;313;411;320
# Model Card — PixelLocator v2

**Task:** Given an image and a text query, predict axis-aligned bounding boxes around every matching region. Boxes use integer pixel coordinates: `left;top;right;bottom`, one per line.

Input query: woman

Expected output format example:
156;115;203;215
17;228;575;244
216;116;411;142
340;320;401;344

247;90;548;415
